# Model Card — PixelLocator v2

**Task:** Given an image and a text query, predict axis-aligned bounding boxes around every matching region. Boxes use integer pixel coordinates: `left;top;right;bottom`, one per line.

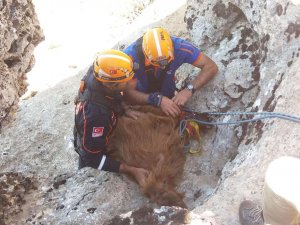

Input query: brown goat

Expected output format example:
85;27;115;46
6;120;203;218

107;106;187;208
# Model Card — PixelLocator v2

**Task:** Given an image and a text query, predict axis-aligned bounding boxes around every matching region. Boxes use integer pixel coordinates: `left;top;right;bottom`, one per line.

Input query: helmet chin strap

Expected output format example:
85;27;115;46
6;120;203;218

101;83;121;95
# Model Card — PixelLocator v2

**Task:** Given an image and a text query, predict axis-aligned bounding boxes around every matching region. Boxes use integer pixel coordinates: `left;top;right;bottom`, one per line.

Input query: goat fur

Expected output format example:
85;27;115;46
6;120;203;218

107;106;187;208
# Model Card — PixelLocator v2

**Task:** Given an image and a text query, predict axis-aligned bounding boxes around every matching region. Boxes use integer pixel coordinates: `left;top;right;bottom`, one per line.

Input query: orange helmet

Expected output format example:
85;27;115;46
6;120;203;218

142;27;174;67
93;49;134;82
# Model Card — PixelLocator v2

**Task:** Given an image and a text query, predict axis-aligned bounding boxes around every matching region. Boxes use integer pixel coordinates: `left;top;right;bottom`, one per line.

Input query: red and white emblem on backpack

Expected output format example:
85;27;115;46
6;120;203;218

92;127;104;137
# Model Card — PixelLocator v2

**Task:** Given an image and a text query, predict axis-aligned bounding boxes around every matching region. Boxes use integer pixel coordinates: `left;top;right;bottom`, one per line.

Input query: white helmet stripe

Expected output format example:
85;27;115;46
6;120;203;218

98;68;112;77
97;54;131;63
153;29;162;56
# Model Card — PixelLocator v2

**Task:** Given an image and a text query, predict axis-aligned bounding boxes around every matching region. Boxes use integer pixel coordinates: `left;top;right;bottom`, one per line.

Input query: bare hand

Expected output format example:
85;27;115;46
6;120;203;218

131;167;149;186
120;163;149;186
160;96;181;117
172;89;192;107
124;108;141;120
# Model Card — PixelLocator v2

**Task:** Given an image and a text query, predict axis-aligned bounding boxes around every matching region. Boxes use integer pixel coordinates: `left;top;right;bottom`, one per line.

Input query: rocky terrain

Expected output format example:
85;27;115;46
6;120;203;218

0;0;44;129
0;0;299;224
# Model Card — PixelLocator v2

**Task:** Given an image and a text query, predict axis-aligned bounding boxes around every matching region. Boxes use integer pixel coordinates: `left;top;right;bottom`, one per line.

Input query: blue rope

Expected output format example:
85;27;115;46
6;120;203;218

179;108;300;137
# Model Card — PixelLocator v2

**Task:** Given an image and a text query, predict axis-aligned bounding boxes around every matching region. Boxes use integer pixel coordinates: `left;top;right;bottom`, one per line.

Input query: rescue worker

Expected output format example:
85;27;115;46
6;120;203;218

74;49;148;185
123;27;218;117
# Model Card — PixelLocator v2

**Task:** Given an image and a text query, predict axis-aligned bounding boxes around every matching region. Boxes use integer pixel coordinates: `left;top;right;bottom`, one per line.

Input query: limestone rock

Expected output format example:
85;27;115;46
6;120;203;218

103;206;217;225
185;0;300;114
0;0;44;129
0;0;299;224
0;172;37;224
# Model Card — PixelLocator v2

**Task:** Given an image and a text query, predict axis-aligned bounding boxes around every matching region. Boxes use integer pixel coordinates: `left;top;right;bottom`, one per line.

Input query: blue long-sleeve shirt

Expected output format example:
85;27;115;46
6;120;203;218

124;36;202;98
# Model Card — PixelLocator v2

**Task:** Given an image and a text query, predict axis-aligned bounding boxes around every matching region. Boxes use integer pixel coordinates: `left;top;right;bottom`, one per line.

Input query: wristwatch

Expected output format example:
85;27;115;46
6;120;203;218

186;83;195;94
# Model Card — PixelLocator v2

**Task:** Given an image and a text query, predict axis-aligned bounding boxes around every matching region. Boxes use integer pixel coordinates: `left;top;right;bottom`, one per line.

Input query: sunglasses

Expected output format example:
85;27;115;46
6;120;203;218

147;56;172;68
97;70;134;82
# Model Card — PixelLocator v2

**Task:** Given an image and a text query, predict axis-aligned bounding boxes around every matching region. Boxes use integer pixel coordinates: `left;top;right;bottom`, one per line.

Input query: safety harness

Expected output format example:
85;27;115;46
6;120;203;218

75;66;124;115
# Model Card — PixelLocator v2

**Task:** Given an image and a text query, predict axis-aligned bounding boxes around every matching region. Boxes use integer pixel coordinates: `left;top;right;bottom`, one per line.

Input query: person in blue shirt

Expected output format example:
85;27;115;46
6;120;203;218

123;27;218;117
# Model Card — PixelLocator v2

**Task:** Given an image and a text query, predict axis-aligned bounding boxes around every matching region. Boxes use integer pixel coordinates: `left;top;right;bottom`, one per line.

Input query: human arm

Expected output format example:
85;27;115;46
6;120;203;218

79;151;148;185
81;104;148;183
124;78;149;104
75;102;148;183
124;79;181;117
120;163;149;186
96;154;149;185
172;53;218;106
